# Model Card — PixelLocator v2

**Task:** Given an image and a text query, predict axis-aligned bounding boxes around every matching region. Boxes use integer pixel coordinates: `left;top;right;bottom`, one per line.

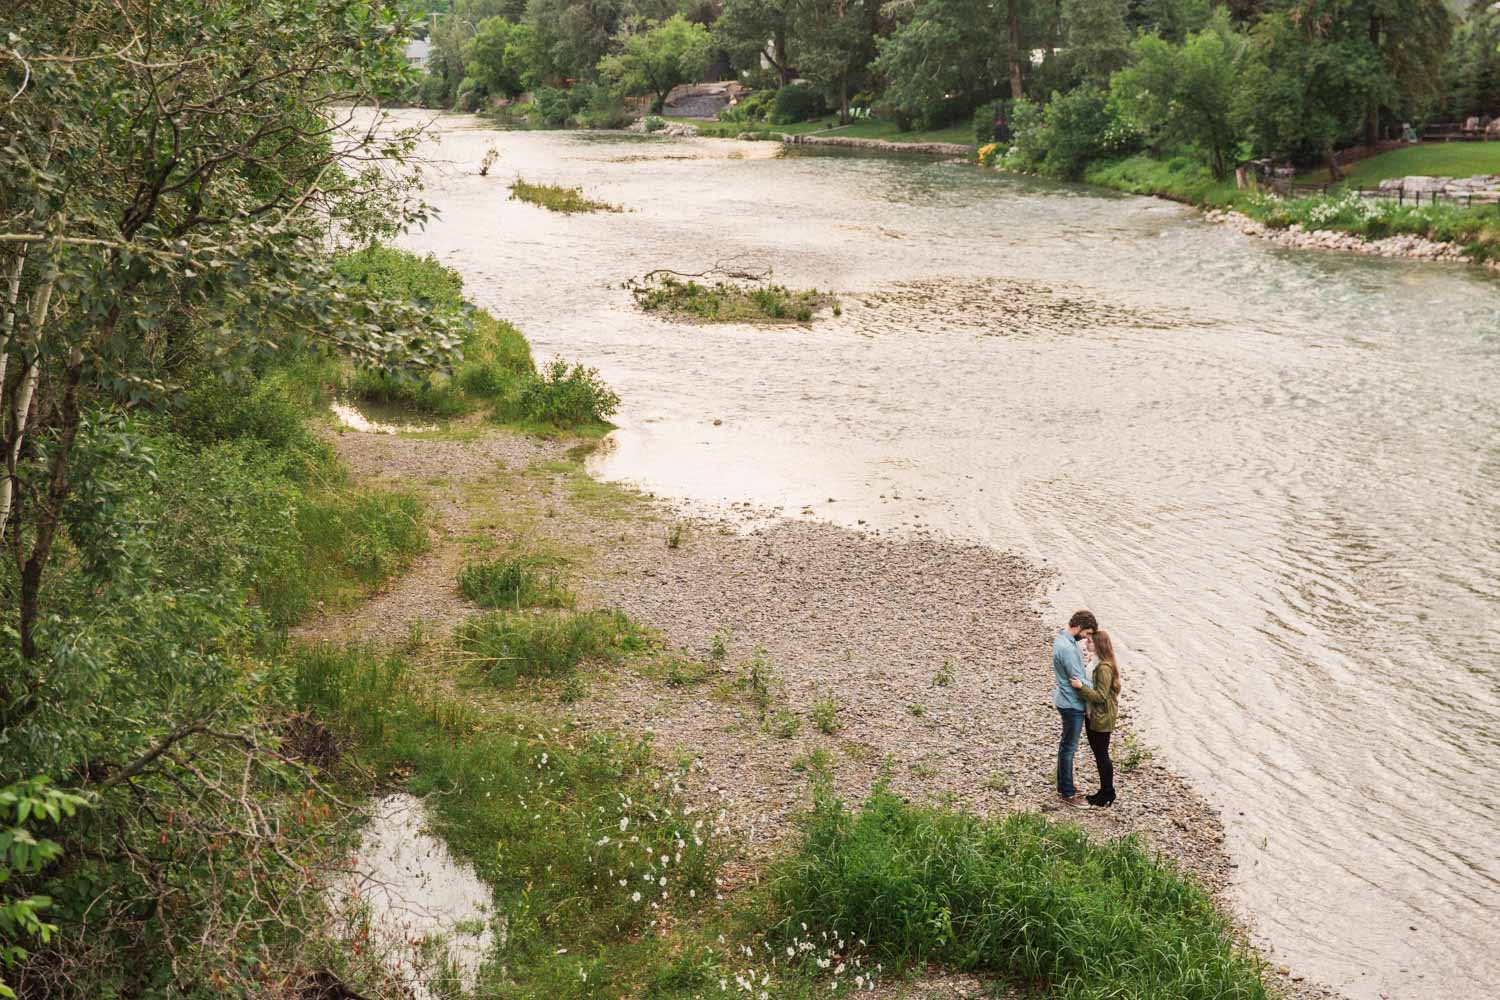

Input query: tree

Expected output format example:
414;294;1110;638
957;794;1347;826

1448;6;1500;119
1111;10;1249;178
528;0;626;81
598;14;711;112
465;16;542;99
1234;9;1385;177
1064;0;1132;84
716;0;796;84
0;0;457;670
789;0;876;123
874;0;1022;128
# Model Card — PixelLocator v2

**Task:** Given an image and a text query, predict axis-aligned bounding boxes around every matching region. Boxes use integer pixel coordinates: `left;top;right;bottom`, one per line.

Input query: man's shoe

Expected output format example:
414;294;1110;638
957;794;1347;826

1058;794;1085;807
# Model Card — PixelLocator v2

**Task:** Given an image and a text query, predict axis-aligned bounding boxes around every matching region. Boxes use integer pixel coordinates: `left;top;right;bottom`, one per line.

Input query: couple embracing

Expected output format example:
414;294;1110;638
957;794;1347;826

1052;609;1121;807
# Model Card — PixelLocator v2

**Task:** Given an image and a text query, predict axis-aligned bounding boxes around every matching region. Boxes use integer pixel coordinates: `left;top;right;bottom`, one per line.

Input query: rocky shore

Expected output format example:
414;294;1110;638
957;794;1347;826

1204;206;1498;269
304;420;1343;1000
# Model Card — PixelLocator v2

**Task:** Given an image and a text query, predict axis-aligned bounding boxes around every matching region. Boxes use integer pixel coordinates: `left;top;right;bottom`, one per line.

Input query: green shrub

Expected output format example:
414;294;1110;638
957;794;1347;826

501;356;620;429
334;245;466;312
719;89;774;123
458;608;647;684
776;786;1267;999
576;82;633;129
1037;86;1112;180
642;114;667;132
458;555;573;609
528;86;577;126
772;83;822;125
972;99;1008;146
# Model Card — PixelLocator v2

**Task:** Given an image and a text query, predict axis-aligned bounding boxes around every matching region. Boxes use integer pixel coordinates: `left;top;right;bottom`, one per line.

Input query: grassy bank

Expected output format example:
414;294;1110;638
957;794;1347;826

335;246;619;431
779;786;1266;999
1073;154;1500;262
1293;141;1500;188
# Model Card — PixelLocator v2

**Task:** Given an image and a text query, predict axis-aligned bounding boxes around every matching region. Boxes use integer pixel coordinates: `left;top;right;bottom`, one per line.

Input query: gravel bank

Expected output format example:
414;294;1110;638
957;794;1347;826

307;419;1341;1000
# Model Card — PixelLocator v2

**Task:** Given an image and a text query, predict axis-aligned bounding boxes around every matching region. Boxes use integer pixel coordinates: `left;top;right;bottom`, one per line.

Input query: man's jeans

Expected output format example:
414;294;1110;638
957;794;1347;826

1056;708;1086;798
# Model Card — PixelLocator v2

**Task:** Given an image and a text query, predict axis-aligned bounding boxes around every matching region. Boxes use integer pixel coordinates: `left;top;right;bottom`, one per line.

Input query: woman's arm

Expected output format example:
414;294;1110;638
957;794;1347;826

1076;665;1110;707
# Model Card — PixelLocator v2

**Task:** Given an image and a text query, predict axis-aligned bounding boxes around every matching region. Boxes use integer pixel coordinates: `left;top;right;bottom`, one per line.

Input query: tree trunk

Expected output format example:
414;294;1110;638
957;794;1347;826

19;353;84;660
774;25;790;86
1365;14;1382;145
1008;0;1024;100
839;75;849;125
1326;146;1344;183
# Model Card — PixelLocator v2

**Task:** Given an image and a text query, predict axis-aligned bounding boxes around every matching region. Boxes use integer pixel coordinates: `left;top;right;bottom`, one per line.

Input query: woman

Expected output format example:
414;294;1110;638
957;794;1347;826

1070;629;1120;806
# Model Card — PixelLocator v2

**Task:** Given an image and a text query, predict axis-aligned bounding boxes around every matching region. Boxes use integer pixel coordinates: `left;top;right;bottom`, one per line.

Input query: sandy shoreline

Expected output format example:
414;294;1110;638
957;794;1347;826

303;421;1342;999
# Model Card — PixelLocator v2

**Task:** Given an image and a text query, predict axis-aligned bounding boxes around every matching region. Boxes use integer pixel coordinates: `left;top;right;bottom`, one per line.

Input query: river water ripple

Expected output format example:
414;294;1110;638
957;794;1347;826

384;111;1500;1000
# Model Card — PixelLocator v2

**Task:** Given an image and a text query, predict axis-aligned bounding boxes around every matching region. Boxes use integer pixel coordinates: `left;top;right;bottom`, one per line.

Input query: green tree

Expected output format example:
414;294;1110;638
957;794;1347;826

598;14;711;112
0;0;457;668
1111;9;1249;178
1234;8;1385;177
1447;7;1500;119
874;0;1022;128
789;0;876;123
716;0;796;84
528;0;625;81
464;16;541;98
1064;0;1132;84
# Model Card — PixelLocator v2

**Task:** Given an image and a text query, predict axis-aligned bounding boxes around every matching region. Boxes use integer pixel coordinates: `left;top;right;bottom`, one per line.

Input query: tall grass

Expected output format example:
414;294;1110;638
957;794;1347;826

457;608;648;684
776;785;1267;999
457;554;574;609
628;274;838;323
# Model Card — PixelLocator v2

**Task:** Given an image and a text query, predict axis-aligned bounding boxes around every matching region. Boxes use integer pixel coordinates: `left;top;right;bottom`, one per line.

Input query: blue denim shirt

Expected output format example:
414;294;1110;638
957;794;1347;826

1053;629;1091;711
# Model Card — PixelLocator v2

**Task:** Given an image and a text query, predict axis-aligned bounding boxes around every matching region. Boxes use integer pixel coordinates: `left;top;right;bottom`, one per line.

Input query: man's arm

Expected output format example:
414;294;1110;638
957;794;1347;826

1065;642;1091;690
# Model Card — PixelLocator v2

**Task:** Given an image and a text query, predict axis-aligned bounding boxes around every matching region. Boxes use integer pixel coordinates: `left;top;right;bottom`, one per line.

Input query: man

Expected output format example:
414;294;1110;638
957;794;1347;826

1053;610;1097;805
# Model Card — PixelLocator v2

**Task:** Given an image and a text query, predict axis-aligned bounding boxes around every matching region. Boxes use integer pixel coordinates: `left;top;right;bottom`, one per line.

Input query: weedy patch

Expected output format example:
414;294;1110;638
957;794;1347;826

458;608;649;685
625;271;838;324
509;177;623;214
1119;732;1154;772
811;696;841;735
457;554;573;610
931;660;955;687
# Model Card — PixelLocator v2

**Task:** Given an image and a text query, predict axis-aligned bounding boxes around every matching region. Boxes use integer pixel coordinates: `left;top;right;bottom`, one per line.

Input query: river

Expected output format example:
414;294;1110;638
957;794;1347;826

383;110;1500;1000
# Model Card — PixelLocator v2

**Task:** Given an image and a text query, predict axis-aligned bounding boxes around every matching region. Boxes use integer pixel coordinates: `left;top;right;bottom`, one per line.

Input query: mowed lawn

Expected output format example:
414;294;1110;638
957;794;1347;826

1296;141;1500;187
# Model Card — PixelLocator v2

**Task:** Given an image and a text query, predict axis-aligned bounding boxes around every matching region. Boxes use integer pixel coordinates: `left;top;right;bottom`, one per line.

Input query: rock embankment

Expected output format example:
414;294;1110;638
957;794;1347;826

781;132;973;158
1374;173;1500;205
1205;207;1496;268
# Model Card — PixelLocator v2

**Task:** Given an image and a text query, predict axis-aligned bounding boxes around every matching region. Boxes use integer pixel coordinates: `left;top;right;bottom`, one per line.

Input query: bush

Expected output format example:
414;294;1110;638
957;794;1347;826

626;273;837;323
772;84;823;125
972;99;1008;146
502;356;620;428
776;786;1268;999
642;114;667;132
575;82;632;129
1037;86;1113;180
719;89;774;124
458;555;573;609
457;609;647;684
528;86;576;127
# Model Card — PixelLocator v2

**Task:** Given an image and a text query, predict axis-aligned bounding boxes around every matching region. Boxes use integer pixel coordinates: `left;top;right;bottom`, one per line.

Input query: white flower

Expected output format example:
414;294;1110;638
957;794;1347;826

631;891;642;902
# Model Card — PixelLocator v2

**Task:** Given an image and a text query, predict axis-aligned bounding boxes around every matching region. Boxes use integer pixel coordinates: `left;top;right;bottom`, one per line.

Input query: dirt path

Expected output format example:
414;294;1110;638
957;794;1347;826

297;419;1338;1000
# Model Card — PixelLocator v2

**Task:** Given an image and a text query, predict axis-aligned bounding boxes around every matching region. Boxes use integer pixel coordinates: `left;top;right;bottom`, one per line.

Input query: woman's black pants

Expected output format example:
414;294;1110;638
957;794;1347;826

1086;728;1115;800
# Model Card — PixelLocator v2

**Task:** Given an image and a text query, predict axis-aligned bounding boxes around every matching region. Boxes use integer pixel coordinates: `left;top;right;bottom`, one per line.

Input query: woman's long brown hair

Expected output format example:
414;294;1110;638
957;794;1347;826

1092;629;1122;695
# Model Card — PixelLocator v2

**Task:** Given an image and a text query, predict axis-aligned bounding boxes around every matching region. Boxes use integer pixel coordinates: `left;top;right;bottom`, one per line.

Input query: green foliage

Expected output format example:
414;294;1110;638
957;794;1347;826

510;177;624;214
718;89;776;123
502;356;622;428
0;779;88;998
716;0;794;82
1064;0;1132;86
464;16;540;100
458;555;574;609
574;80;636;128
458;609;648;685
1448;7;1500;119
528;85;579;126
973;99;1008;146
1110;10;1249;179
1012;86;1118;180
627;274;836;323
775;785;1268;999
874;0;1014;130
772;83;825;124
598;15;712;114
811;696;840;735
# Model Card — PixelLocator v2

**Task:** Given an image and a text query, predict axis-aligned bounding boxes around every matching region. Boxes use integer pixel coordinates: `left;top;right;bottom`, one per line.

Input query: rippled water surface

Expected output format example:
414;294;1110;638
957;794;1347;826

383;110;1500;999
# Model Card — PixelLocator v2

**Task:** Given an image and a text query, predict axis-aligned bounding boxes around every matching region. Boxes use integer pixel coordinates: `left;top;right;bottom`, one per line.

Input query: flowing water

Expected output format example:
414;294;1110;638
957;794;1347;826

382;110;1500;999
